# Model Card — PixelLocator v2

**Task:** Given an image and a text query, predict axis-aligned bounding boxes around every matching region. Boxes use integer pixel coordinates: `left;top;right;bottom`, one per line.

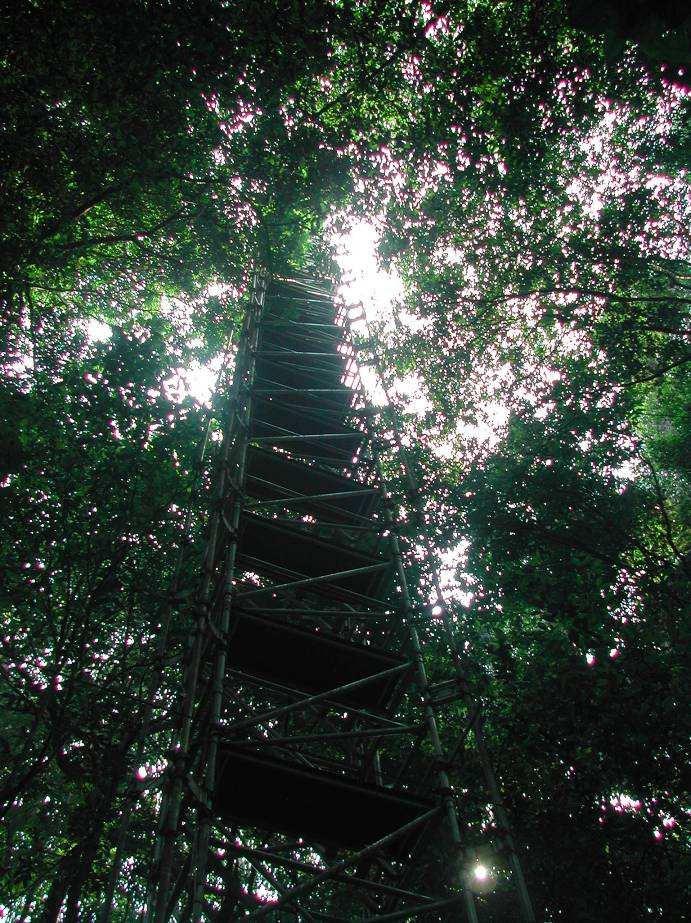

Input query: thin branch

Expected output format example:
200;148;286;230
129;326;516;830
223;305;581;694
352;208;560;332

639;453;687;565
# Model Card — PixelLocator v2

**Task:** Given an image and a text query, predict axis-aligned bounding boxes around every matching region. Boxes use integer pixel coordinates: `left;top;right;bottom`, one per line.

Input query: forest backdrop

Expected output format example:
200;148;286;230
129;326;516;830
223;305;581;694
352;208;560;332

1;1;689;920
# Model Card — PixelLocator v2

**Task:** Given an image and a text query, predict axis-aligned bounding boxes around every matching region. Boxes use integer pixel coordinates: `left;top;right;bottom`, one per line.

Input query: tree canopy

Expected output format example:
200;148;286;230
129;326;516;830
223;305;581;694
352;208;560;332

1;1;688;920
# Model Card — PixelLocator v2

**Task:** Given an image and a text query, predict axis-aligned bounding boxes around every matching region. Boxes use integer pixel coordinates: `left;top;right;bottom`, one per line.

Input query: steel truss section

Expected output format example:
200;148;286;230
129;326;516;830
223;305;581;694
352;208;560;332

146;272;535;922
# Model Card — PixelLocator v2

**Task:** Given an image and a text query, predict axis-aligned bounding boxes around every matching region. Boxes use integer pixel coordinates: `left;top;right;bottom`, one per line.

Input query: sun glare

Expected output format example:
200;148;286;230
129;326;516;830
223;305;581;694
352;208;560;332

85;318;112;343
473;864;489;882
333;219;404;329
183;359;222;406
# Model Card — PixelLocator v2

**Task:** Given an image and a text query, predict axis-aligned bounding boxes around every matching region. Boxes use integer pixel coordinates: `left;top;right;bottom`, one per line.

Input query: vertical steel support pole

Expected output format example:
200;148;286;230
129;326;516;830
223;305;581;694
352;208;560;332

349;355;478;921
427;564;536;923
372;463;479;923
147;273;265;923
189;272;266;918
348;319;537;923
104;384;224;923
395;456;536;923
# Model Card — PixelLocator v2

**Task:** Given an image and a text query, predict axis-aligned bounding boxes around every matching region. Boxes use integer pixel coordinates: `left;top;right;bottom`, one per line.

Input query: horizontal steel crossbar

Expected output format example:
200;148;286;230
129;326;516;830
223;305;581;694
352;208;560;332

228;844;435;903
243;807;441;919
243;723;422;747
256;350;350;359
244;608;392;618
362;894;468;921
247;486;378;508
226;669;410;729
252;388;355;395
253;432;362;442
222;661;412;733
235;561;390;600
252;391;365;425
263;319;340;326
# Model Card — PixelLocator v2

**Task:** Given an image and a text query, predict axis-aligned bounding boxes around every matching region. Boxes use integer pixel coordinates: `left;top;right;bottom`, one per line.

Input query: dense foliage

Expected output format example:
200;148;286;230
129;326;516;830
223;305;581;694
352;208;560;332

1;1;688;920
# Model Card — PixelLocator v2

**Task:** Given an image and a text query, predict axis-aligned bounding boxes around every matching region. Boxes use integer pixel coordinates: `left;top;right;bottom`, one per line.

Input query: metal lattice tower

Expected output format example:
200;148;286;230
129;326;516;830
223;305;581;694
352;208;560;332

147;272;535;922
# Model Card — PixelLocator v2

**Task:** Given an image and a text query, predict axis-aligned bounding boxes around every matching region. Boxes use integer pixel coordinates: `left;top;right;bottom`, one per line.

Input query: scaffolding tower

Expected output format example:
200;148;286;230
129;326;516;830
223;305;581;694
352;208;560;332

147;272;535;921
